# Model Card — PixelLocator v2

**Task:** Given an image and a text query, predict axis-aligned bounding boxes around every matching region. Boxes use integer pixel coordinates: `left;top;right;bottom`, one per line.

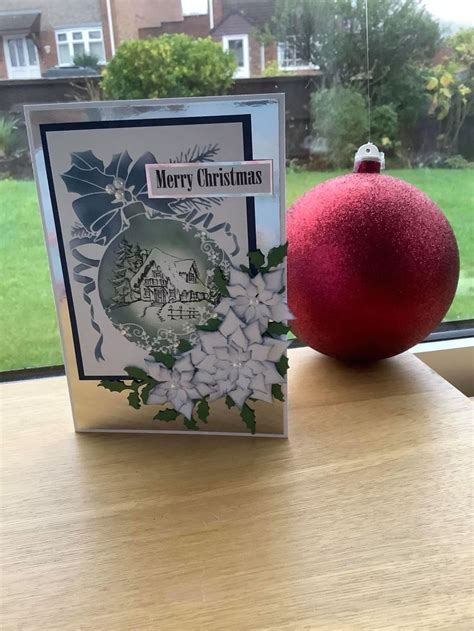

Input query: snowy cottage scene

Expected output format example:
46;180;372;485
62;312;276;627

132;248;209;305
101;236;219;346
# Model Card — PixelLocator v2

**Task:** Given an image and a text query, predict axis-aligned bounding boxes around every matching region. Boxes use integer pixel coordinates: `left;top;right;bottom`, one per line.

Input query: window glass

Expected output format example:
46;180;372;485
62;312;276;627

26;38;38;65
0;1;472;374
58;43;72;65
73;42;86;57
7;40;18;66
228;39;244;67
89;41;104;60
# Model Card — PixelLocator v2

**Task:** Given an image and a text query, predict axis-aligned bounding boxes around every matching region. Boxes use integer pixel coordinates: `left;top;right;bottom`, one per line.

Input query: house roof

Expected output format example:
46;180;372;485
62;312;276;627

131;248;207;293
0;10;41;34
174;259;195;274
212;12;254;37
222;0;275;26
212;0;275;35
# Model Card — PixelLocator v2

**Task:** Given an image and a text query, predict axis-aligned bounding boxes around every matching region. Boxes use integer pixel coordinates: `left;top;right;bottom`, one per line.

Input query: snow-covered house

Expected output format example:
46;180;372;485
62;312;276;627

130;248;209;304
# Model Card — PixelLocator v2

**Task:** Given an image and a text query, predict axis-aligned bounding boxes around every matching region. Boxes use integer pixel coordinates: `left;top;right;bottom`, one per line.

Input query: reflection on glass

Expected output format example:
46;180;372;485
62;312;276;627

0;0;472;372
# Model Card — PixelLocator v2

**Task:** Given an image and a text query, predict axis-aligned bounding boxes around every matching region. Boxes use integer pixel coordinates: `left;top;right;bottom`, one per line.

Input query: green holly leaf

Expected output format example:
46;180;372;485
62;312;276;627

177;339;193;353
225;395;235;409
153;408;180;421
249;249;265;270
196;318;221;332
266;321;290;337
140;381;155;404
183;417;199;431
196;398;210;422
266;243;288;270
127;390;141;409
240;403;256;434
124;366;148;381
271;383;285;402
276;354;289;378
240;264;251;274
149;351;175;369
213;267;229;296
98;380;127;392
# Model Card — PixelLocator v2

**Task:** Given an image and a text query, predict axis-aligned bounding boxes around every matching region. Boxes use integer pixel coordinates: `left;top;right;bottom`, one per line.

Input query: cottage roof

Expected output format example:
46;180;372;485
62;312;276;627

174;259;195;274
131;248;207;293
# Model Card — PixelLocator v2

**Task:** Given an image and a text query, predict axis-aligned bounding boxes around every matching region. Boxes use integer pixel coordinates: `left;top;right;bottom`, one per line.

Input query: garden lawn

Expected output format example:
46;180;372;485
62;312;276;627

0;170;472;371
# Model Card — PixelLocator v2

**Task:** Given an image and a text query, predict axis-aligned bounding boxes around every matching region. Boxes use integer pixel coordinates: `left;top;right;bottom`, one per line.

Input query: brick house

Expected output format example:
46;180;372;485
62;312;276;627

0;0;113;80
115;0;315;78
0;0;314;81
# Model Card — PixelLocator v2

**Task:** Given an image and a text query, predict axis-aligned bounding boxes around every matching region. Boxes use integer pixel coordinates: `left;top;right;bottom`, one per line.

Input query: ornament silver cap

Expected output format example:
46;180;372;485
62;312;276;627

354;143;385;170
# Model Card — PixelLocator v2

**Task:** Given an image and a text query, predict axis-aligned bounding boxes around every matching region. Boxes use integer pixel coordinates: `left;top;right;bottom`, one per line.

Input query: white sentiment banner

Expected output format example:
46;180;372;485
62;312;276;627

146;160;273;198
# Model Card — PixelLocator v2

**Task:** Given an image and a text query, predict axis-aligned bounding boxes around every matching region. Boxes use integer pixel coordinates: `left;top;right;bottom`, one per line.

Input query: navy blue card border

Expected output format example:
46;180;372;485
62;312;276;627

40;114;256;380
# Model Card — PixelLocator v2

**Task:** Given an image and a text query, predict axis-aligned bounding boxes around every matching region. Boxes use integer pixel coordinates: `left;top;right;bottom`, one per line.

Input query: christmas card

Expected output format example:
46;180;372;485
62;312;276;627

26;95;288;436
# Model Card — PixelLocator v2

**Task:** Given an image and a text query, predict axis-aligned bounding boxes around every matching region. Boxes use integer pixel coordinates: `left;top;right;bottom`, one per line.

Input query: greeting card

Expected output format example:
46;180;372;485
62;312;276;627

26;95;288;436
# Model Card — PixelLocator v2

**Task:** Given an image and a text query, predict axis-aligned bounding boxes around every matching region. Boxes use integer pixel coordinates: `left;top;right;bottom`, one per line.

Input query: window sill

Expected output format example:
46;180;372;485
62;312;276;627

412;337;474;397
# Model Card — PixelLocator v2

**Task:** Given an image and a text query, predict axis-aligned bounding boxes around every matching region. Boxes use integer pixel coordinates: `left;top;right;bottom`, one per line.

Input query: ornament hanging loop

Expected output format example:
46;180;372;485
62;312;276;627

364;0;371;142
353;143;385;173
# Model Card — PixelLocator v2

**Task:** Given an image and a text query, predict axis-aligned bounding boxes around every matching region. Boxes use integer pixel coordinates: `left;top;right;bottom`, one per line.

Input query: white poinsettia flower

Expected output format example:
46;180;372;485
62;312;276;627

190;320;289;409
215;265;292;332
144;355;205;419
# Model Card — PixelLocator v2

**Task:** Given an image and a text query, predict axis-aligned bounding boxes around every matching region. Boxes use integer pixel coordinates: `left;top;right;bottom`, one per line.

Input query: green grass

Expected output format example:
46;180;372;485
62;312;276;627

0;170;472;371
0;180;62;371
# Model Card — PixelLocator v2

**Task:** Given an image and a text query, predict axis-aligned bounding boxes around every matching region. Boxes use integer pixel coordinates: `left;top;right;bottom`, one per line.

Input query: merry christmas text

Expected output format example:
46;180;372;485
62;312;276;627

146;160;273;198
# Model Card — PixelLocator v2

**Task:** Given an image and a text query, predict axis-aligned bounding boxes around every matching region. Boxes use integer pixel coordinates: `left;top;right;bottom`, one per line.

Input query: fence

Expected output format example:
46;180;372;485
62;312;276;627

0;74;320;160
1;73;473;162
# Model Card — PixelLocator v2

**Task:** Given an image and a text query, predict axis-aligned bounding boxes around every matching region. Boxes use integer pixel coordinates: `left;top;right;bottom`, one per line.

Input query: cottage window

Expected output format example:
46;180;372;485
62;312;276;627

55;27;105;66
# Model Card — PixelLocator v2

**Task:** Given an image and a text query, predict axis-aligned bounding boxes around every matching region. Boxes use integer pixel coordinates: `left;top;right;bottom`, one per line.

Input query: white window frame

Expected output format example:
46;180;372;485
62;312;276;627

222;34;250;79
3;32;40;80
277;37;315;71
55;26;105;67
182;0;208;16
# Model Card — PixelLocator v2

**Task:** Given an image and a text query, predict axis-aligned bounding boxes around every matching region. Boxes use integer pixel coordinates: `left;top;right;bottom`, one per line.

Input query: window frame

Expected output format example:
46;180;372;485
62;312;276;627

3;32;40;80
55;26;105;67
222;34;250;79
277;37;315;72
181;0;208;16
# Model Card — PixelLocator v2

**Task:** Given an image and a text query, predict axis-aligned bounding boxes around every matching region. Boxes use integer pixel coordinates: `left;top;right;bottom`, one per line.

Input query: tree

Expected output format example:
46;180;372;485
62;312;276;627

111;239;134;304
425;28;473;153
102;34;236;100
130;244;144;274
311;87;368;167
272;0;440;128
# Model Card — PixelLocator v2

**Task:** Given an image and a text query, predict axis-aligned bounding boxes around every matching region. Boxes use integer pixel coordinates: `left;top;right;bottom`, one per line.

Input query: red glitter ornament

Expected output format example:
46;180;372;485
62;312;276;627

287;144;459;361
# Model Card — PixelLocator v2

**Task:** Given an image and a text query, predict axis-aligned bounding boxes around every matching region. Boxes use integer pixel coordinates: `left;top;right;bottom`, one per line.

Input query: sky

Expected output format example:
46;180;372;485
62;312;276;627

423;0;474;27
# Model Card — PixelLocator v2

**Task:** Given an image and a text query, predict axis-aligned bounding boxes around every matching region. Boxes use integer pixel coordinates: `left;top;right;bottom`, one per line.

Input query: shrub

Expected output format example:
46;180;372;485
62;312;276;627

102;34;236;100
261;60;294;77
371;104;400;155
0;116;18;159
413;152;473;169
73;53;100;70
444;154;473;169
311;87;367;168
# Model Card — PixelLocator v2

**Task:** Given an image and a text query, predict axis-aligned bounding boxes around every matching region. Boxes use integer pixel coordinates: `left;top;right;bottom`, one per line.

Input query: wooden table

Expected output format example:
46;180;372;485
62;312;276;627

1;348;473;630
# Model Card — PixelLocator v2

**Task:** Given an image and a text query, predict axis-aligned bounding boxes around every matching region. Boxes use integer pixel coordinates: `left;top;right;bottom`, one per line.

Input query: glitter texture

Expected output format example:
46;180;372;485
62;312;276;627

287;173;460;361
